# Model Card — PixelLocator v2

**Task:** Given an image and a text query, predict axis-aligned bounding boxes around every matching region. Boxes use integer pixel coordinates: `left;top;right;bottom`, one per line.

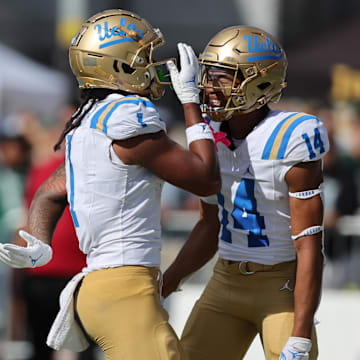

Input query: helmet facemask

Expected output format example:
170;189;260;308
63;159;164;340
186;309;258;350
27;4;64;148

199;65;242;121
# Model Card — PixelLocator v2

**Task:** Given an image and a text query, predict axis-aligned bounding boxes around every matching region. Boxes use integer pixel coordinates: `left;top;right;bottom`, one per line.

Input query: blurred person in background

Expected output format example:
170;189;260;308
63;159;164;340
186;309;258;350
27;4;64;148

0;113;31;341
318;107;358;261
163;26;329;360
0;8;220;360
0;112;31;244
8;107;98;360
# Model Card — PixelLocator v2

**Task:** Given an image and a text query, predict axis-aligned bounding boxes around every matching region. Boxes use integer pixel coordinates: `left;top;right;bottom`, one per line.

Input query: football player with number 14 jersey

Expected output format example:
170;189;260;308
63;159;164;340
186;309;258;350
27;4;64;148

163;26;329;360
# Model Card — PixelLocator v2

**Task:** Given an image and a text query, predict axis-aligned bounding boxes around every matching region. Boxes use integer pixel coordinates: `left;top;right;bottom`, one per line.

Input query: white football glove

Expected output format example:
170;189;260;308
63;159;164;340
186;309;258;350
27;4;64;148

0;230;52;268
166;43;200;104
280;337;312;360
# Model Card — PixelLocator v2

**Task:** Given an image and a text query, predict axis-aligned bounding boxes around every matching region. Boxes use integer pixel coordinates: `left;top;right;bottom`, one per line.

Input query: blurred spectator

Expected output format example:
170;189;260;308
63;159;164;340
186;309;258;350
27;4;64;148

349;104;360;205
8;105;98;360
0;113;31;244
319;107;359;260
0;112;31;340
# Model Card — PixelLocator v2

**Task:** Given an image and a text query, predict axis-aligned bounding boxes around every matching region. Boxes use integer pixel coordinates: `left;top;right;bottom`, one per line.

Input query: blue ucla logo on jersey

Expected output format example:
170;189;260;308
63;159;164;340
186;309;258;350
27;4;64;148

94;17;143;49
244;35;283;61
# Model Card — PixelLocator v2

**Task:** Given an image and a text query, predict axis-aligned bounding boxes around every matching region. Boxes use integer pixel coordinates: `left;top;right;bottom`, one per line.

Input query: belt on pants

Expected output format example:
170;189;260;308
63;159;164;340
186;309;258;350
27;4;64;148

220;258;296;275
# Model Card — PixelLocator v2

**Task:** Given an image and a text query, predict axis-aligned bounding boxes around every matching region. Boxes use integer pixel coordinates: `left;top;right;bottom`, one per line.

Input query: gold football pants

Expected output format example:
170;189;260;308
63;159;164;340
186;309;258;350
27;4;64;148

75;266;185;360
181;258;318;360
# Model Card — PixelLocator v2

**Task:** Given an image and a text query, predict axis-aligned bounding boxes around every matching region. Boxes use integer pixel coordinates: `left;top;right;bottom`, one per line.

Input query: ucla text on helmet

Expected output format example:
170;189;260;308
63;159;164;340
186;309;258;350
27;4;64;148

94;17;144;48
245;35;283;61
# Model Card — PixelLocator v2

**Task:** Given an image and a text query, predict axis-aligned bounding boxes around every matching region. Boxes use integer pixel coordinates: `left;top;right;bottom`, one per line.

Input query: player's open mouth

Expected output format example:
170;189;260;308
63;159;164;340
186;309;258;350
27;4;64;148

207;106;224;111
207;99;225;111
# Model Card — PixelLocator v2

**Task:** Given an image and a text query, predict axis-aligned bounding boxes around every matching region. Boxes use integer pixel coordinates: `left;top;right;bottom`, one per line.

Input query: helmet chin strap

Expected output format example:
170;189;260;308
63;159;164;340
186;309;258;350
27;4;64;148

202;89;267;121
204;109;234;122
149;82;165;100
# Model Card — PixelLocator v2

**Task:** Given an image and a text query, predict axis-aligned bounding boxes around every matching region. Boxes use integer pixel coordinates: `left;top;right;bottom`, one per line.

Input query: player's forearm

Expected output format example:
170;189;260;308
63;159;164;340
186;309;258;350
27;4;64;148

183;103;204;127
292;237;323;338
28;195;67;245
183;103;221;196
28;164;68;244
163;218;218;298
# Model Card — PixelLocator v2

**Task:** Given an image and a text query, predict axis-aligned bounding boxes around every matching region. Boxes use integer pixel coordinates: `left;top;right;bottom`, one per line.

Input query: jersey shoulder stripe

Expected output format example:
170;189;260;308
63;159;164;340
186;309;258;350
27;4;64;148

89;95;157;134
261;112;321;160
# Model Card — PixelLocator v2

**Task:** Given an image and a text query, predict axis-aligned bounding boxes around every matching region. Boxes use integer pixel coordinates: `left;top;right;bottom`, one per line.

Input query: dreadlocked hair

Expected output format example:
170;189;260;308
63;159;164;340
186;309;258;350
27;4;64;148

54;88;127;151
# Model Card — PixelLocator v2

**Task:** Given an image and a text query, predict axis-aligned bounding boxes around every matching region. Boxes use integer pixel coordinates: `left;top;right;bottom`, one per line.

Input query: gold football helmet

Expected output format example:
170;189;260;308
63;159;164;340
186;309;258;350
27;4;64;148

199;26;288;121
69;9;173;100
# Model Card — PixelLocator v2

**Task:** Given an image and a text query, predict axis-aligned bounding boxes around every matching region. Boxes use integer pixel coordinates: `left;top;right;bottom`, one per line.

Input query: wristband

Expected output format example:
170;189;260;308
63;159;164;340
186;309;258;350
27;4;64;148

186;123;214;147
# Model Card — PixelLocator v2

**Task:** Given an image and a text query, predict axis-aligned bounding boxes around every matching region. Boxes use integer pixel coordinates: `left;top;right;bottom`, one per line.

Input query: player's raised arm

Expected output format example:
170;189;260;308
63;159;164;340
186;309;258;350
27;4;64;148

112;43;221;197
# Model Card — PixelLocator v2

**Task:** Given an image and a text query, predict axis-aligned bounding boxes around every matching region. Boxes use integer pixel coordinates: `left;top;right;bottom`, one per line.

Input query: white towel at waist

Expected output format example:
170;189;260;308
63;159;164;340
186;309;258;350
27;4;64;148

46;270;90;352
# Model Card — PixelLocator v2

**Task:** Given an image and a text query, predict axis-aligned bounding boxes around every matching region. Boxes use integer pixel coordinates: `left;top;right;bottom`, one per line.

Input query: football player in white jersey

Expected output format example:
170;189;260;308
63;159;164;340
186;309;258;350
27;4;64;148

163;26;329;360
0;9;221;360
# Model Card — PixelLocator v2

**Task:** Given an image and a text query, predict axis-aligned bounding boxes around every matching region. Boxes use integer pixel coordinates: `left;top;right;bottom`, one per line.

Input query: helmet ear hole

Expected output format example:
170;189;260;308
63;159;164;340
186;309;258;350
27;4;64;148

121;63;136;75
257;82;271;90
113;60;120;73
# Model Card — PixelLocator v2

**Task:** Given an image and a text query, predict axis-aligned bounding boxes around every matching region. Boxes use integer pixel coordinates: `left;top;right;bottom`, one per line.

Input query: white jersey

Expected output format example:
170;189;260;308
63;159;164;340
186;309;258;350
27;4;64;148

65;94;166;271
203;110;329;265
